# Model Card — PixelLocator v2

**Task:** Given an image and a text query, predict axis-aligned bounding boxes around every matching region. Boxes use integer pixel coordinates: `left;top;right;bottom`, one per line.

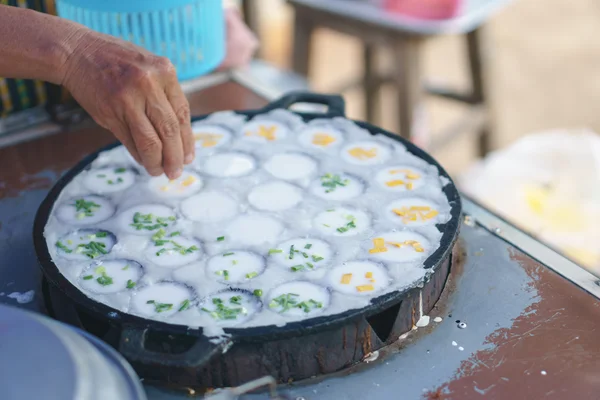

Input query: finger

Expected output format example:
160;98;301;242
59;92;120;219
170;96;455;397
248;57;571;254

164;75;194;164
116;126;142;164
145;92;184;179
121;134;142;165
125;109;164;176
102;119;142;164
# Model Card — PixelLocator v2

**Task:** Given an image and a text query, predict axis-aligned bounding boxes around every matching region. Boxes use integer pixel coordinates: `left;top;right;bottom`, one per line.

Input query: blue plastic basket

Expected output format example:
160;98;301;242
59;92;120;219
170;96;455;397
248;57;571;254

56;0;225;81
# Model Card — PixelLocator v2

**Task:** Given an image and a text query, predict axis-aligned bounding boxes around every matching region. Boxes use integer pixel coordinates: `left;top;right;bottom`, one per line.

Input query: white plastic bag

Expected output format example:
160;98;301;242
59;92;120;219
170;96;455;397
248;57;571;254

460;129;600;272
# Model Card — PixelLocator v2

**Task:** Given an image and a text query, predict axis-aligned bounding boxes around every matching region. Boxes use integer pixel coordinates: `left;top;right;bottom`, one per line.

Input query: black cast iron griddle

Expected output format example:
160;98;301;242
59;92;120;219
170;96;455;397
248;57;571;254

33;92;461;389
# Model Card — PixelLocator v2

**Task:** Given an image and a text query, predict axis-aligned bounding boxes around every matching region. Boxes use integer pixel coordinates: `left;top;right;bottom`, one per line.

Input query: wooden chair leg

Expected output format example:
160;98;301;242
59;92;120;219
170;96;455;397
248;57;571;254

394;36;422;141
241;0;261;58
363;44;379;124
467;26;493;156
292;11;314;78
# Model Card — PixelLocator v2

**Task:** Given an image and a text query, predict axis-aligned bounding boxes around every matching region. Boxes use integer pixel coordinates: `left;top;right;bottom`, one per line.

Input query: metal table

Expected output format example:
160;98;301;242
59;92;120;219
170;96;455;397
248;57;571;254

1;70;599;400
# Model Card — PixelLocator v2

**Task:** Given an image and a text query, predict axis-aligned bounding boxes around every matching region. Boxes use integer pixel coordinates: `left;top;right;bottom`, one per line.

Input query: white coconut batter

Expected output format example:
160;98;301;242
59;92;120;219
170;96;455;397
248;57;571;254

202;152;256;178
180;191;238;223
82;167;136;194
248;181;303;211
206;251;265;283
79;259;143;295
43;109;454;336
263;153;318;181
312;207;370;237
55;195;115;226
310;173;364;201
269;238;333;271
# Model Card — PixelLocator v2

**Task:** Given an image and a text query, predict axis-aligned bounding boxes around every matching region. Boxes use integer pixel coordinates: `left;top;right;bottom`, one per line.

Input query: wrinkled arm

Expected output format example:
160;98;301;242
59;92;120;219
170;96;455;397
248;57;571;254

0;5;83;84
0;5;194;179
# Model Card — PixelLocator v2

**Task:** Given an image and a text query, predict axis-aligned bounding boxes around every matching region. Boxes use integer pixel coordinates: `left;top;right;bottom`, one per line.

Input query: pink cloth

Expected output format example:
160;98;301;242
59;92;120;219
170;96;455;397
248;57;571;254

383;0;463;20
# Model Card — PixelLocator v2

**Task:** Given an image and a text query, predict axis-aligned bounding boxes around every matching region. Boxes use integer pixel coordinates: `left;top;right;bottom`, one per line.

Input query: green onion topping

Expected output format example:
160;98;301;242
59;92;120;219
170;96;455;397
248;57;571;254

321;173;349;193
178;299;190;312
201;297;246;320
146;300;173;313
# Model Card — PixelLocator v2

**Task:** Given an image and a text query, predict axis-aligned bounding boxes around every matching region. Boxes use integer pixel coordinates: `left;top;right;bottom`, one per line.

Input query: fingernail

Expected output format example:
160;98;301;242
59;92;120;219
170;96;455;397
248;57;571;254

184;153;194;164
148;168;163;177
168;168;183;180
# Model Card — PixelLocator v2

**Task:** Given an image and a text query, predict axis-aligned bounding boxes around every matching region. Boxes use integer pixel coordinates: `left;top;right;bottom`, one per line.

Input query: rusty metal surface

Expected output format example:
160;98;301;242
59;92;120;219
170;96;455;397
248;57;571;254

2;79;599;399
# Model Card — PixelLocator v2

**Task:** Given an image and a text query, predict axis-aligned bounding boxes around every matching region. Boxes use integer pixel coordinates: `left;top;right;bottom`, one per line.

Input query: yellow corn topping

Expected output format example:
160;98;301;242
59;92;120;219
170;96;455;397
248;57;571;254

348;147;377;160
356;284;375;292
404;240;418;245
245;125;277;141
387;241;404;248
414;246;425;253
406;182;414;190
385;180;405;187
389;169;420;180
181;175;197;187
341;273;353;284
258;125;277;141
369;237;388;253
160;186;170;192
312;133;336;146
194;133;222;148
423;210;439;219
393;206;438;224
365;272;373;279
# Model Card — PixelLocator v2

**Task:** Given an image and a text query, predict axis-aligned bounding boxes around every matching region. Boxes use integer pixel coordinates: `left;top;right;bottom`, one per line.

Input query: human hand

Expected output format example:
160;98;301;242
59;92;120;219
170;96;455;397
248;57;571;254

61;30;194;179
218;7;259;71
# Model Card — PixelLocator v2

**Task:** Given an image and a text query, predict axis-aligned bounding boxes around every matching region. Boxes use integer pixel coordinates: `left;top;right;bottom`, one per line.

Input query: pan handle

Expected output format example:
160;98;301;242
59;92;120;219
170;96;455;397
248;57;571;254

118;326;232;368
259;91;346;117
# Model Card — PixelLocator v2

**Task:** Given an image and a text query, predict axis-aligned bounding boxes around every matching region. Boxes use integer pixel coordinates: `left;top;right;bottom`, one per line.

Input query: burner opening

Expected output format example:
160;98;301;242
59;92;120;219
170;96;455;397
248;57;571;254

144;331;198;355
366;302;402;343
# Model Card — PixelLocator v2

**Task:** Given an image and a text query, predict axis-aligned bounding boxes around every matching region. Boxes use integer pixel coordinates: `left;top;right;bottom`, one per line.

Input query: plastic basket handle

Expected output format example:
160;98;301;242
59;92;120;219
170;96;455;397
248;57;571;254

118;326;232;368
259;91;346;118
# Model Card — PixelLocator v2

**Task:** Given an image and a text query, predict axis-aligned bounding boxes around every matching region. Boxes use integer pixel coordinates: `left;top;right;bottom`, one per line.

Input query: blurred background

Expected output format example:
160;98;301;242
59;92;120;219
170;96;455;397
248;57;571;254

248;0;599;174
